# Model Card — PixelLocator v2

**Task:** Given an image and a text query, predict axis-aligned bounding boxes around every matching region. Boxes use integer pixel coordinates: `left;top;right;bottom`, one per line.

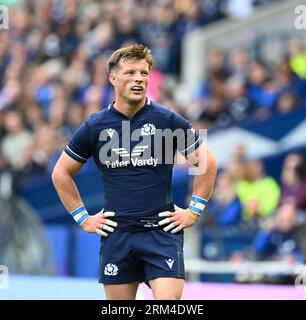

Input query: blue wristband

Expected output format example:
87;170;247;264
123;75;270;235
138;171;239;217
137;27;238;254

70;206;89;225
189;196;208;216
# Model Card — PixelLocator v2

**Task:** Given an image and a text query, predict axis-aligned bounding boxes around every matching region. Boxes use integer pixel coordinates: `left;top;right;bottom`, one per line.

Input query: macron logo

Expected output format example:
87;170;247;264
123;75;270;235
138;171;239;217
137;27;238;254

106;128;114;139
165;259;174;269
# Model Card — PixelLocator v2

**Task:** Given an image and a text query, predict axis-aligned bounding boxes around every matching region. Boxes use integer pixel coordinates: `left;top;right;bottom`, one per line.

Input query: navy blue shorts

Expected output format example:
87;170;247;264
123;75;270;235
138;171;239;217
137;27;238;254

98;229;185;285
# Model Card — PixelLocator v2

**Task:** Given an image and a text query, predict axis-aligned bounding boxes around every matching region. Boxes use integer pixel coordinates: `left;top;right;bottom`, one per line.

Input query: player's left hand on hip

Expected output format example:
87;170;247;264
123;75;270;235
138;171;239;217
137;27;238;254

158;205;196;233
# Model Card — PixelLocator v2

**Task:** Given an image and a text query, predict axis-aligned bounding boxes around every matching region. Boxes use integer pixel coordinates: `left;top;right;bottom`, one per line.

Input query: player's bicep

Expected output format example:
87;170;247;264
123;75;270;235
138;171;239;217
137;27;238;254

184;141;206;167
64;122;93;163
171;112;202;158
54;151;84;177
185;143;217;178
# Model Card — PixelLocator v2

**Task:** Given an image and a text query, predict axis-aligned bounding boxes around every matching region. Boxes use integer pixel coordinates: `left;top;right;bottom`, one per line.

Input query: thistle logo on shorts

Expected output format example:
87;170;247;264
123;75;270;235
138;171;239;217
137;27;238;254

104;263;118;276
141;123;156;136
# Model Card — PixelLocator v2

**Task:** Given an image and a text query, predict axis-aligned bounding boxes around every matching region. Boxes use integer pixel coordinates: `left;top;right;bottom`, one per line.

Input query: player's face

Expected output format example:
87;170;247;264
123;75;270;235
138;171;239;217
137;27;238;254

110;58;150;105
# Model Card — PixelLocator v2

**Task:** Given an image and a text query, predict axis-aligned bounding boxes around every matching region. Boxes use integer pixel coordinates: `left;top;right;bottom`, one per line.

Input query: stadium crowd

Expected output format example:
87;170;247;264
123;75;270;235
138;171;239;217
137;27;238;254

204;148;306;264
1;0;305;272
0;0;229;180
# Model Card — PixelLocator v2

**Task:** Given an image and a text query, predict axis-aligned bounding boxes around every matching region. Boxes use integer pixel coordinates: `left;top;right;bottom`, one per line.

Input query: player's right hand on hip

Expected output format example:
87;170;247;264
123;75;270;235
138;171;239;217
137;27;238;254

81;209;118;237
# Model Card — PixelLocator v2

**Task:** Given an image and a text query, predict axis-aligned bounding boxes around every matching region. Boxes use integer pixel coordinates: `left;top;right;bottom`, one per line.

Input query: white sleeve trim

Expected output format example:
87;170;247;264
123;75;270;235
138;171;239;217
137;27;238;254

179;136;201;153
65;146;88;161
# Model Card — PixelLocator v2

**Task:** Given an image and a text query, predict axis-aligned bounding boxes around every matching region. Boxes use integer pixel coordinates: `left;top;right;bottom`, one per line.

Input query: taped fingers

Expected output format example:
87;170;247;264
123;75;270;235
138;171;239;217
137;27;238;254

102;224;114;233
96;229;108;237
96;210;117;237
105;219;118;228
158;211;172;217
158;217;171;226
158;211;174;226
171;225;183;234
163;222;178;232
103;211;115;218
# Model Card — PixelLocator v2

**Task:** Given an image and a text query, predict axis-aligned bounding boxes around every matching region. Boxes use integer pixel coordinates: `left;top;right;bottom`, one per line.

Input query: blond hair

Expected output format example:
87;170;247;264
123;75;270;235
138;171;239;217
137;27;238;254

108;44;153;73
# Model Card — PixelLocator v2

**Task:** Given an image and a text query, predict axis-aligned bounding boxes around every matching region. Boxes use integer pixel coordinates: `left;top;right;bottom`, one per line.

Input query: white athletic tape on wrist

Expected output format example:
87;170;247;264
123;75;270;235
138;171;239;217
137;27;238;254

70;206;89;225
189;196;208;217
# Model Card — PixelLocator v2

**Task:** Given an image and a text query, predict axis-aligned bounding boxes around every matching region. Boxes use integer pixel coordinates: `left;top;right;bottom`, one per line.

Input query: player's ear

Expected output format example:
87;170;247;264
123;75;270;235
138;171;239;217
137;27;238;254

109;73;117;86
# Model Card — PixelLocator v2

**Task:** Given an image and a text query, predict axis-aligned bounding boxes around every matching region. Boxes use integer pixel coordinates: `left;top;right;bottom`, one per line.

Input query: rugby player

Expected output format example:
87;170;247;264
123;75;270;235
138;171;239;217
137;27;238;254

52;44;217;300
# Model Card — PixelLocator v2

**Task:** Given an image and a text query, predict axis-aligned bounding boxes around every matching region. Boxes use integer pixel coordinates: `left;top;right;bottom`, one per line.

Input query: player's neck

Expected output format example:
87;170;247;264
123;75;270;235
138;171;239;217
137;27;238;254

113;97;147;118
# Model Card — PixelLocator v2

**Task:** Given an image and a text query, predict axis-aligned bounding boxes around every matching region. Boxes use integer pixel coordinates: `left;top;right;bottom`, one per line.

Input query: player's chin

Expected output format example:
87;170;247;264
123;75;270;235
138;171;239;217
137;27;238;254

129;92;145;102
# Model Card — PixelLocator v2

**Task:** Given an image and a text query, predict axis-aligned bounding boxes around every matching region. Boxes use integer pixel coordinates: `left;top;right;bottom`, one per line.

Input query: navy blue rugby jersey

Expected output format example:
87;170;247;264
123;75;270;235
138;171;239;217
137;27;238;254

64;98;202;231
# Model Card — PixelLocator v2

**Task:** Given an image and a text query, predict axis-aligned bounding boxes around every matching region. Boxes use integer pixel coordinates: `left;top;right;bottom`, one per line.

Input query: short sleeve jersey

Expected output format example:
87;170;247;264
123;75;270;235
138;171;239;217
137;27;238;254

65;99;202;230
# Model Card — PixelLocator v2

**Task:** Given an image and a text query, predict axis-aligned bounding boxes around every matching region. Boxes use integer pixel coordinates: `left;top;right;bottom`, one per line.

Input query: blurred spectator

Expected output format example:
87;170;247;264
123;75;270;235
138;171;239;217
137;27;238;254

279;153;306;210
251;153;306;260
236;159;280;221
226;76;253;122
32;124;57;169
191;69;228;121
193;49;228;103
0;152;15;200
231;143;247;163
62;49;90;97
200;0;226;25
18;144;47;181
276;93;300;114
273;58;306;108
168;0;205;75
1;110;33;170
247;61;276;116
49;98;68;131
140;3;173;72
112;10;143;49
289;38;306;80
206;49;230;78
208;170;242;226
67;102;85;131
225;155;246;183
228;48;250;83
205;144;246;226
198;94;231;130
31;65;57;117
24;102;45;131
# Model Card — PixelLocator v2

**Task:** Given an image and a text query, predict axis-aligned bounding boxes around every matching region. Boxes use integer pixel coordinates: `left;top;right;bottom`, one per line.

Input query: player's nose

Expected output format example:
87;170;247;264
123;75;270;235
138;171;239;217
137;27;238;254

134;72;143;83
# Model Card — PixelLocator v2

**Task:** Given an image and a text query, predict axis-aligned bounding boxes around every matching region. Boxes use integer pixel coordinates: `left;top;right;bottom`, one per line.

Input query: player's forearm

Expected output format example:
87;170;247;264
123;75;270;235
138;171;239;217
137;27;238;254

158;151;217;229
192;149;218;201
52;169;84;213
